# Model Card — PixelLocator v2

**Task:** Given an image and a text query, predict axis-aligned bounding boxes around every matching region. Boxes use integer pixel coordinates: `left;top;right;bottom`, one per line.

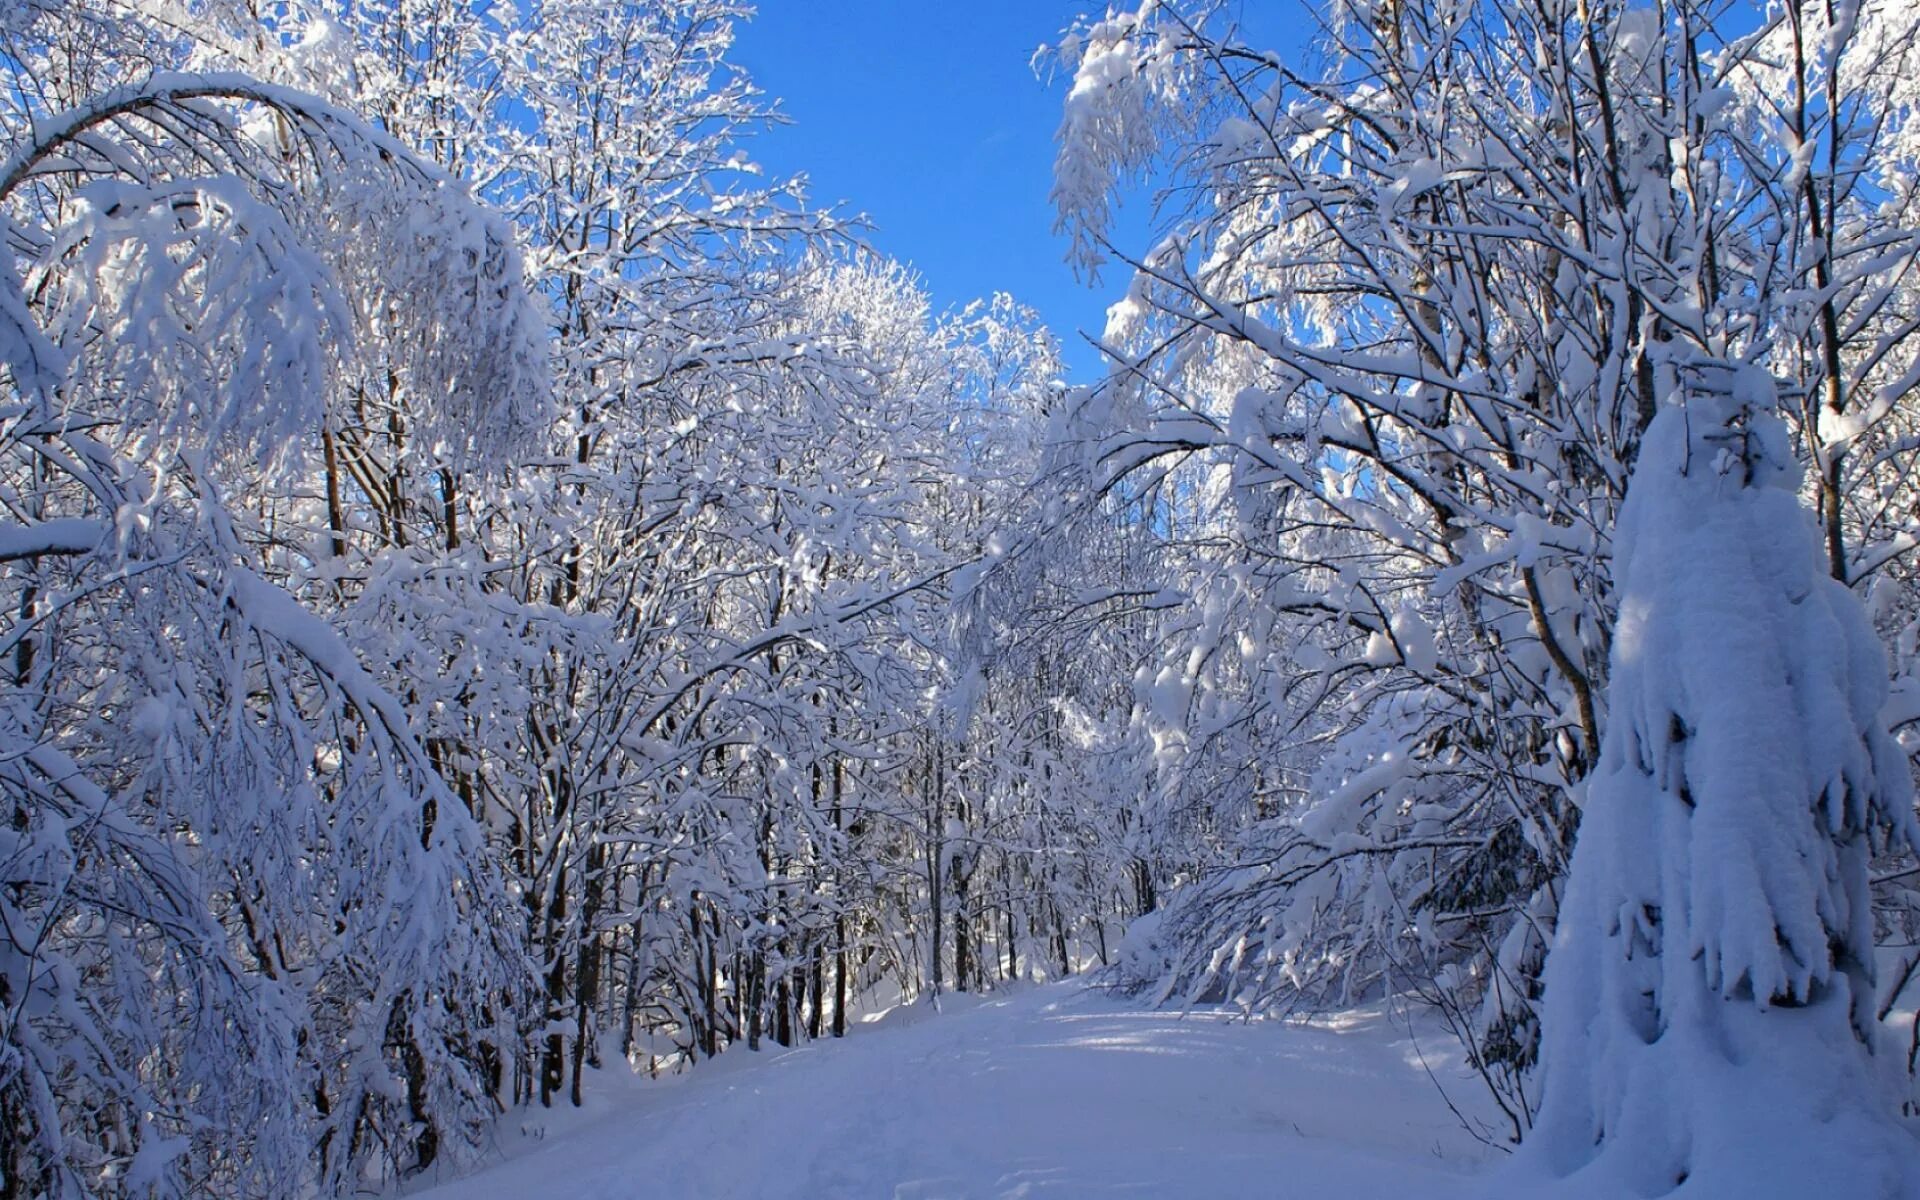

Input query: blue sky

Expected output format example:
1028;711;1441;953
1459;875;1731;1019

729;2;1136;380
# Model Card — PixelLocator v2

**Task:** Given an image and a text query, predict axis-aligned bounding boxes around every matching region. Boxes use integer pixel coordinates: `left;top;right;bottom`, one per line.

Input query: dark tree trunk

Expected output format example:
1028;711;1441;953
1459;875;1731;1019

954;866;972;992
389;992;438;1174
1134;859;1156;915
540;865;568;1107
832;752;849;1036
774;967;794;1047
833;911;849;1038
807;951;824;1040
570;843;607;1106
1003;858;1019;982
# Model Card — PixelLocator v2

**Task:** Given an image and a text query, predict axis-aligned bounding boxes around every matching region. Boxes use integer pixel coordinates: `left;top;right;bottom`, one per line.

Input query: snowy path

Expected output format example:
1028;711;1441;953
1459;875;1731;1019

416;984;1501;1199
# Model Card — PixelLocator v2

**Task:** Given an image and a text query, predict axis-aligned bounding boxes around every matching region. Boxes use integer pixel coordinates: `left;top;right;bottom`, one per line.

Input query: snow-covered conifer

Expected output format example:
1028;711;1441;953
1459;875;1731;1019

1521;363;1920;1195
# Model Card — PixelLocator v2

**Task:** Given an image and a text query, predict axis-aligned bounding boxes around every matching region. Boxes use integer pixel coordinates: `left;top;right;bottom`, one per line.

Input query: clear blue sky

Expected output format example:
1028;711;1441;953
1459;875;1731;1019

729;2;1135;380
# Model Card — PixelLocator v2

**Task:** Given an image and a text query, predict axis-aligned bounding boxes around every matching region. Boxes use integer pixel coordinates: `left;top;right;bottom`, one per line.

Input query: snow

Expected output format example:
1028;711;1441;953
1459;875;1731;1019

0;516;104;561
409;984;1499;1200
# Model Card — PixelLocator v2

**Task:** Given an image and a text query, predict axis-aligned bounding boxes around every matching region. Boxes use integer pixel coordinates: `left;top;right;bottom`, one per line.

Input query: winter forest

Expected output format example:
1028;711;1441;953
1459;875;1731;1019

5;0;1920;1196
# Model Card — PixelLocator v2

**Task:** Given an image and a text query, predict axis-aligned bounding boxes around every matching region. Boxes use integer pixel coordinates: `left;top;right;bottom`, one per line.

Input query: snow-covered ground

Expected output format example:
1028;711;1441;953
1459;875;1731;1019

410;983;1503;1199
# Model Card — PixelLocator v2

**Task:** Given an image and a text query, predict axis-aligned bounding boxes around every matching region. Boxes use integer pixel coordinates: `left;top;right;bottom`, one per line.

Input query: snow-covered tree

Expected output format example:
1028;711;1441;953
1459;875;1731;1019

1520;363;1920;1196
0;23;542;1195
